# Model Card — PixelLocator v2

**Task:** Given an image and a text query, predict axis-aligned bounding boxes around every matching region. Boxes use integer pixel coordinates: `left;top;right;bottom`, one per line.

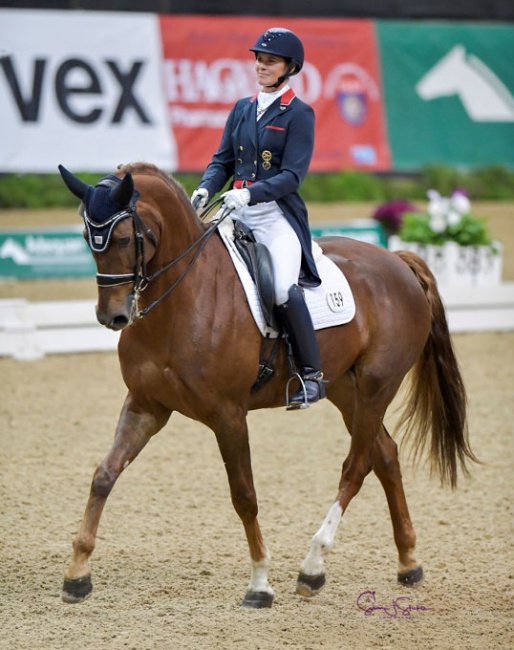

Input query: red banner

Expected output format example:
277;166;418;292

159;16;391;172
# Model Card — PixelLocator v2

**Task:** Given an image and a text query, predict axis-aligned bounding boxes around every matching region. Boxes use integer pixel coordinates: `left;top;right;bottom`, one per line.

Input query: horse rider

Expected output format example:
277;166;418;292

191;27;326;409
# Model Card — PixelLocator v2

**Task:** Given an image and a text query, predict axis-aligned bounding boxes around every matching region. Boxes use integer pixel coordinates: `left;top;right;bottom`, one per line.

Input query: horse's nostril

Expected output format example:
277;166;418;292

110;315;129;331
96;297;134;331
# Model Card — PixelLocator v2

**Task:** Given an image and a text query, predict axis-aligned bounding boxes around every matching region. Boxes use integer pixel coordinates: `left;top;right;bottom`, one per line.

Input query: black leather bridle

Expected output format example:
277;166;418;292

85;192;228;319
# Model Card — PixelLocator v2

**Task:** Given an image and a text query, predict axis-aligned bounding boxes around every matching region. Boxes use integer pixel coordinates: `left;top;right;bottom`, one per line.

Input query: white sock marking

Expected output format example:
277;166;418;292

301;501;343;576
247;551;274;595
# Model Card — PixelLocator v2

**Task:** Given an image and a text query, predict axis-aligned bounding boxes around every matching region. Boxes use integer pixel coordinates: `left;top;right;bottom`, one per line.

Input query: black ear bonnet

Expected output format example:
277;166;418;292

58;165;140;253
81;175;139;253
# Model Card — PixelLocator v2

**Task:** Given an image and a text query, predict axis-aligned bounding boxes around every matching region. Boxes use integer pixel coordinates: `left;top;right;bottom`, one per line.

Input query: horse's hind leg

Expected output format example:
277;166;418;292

372;426;424;587
62;395;169;603
297;375;419;597
296;381;379;597
296;381;423;597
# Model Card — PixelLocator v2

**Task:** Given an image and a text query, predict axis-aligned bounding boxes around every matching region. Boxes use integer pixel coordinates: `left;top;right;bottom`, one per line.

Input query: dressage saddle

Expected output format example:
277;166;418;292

232;220;277;331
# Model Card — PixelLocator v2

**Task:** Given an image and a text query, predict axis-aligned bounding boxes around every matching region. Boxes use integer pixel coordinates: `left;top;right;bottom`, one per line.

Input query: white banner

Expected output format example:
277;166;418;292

0;10;176;173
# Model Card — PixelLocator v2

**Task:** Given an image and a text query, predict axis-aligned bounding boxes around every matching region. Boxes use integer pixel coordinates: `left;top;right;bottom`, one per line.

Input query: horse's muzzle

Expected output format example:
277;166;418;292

96;293;135;331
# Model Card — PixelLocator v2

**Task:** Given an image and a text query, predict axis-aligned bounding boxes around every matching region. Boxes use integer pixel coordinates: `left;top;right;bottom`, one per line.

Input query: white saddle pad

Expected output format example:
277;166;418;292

217;218;356;338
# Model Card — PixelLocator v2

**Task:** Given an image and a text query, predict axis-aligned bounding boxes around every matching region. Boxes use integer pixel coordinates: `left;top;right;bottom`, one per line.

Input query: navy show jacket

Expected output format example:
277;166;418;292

199;88;321;288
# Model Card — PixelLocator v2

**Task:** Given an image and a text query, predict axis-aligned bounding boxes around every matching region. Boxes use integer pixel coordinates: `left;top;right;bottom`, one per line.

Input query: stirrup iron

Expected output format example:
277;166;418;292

286;371;326;411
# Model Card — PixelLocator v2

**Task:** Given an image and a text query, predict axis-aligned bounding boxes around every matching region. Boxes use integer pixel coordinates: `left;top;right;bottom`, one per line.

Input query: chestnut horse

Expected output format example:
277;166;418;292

58;162;477;608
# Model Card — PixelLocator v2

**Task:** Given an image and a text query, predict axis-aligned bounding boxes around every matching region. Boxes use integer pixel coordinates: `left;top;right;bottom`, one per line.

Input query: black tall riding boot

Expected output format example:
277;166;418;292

276;284;326;410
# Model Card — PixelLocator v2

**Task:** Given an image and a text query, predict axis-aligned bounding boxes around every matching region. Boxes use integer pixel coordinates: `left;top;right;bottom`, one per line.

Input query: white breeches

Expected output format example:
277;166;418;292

235;201;302;305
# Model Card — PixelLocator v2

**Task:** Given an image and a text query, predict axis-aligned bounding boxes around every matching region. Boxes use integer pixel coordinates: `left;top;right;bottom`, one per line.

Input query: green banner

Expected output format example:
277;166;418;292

0;228;96;279
377;21;514;171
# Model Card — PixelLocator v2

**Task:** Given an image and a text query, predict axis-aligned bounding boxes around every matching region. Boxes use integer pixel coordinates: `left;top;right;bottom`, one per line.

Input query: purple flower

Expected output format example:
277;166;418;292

372;200;418;233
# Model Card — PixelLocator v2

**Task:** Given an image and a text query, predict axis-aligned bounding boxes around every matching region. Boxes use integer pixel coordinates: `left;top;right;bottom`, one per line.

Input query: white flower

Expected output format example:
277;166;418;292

450;190;471;216
427;190;447;221
426;189;473;232
429;214;447;233
446;209;462;226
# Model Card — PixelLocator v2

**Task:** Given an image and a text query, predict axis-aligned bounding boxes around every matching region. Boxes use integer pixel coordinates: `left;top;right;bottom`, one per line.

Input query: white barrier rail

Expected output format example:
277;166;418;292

1;283;514;360
0;299;119;360
442;283;514;334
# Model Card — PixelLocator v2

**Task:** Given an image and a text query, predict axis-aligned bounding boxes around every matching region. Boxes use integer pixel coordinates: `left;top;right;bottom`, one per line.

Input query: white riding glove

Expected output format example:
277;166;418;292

191;188;209;210
222;188;251;211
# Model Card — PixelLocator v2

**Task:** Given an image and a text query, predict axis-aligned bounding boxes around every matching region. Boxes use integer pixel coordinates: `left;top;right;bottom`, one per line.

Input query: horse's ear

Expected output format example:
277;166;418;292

58;165;89;200
110;172;134;207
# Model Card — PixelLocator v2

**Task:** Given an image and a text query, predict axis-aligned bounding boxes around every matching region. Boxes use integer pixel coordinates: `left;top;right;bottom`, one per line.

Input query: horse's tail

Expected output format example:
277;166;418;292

394;250;480;488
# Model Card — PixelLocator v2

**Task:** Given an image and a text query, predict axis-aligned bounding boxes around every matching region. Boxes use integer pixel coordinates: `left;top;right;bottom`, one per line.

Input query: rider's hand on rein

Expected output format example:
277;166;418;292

191;188;209;210
222;188;251;212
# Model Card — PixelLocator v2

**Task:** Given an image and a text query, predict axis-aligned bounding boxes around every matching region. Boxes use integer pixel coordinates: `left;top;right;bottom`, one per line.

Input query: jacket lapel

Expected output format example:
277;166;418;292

258;88;296;130
242;95;258;149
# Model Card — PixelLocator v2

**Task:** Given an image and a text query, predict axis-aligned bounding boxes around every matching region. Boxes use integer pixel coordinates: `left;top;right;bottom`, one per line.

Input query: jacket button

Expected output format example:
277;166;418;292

251;173;255;178
239;146;244;151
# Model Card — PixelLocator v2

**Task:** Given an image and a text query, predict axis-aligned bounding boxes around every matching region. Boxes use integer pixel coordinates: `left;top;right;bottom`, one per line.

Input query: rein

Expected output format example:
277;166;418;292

95;197;229;320
136;199;227;318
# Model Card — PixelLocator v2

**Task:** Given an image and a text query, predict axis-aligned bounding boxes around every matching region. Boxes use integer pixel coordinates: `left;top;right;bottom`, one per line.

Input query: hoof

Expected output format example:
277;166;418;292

61;574;93;603
296;572;326;598
397;565;424;588
241;590;274;609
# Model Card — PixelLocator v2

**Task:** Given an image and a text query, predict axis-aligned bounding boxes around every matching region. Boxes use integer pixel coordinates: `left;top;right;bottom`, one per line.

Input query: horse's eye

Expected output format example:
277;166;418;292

118;237;131;248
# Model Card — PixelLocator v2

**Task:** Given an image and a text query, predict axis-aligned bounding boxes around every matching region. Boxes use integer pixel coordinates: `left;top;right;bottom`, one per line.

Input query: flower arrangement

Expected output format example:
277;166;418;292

398;189;496;249
385;190;503;287
373;190;496;250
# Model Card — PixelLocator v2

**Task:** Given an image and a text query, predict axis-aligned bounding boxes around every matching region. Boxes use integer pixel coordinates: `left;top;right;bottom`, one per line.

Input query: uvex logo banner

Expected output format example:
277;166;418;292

0;10;176;173
159;16;391;172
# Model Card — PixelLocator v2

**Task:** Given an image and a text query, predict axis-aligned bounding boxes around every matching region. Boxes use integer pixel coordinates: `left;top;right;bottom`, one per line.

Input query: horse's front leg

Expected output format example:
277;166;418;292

213;412;274;609
62;395;170;603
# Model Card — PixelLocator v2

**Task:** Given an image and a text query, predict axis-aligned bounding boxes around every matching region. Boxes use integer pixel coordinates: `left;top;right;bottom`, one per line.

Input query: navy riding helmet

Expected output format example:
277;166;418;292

250;27;305;76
